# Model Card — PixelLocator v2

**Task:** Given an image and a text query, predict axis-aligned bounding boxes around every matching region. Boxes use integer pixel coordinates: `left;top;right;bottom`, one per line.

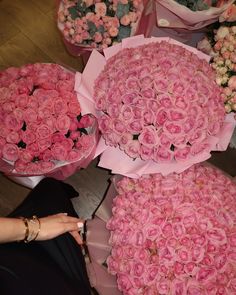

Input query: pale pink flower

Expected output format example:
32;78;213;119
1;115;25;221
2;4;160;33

95;2;107;17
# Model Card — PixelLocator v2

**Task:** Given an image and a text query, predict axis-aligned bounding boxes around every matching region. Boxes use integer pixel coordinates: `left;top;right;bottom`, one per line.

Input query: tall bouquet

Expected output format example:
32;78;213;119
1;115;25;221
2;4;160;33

0;63;98;180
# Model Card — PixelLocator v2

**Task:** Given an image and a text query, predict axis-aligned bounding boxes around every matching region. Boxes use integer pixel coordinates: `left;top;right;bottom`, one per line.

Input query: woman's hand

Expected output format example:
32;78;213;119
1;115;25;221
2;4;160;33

37;213;84;245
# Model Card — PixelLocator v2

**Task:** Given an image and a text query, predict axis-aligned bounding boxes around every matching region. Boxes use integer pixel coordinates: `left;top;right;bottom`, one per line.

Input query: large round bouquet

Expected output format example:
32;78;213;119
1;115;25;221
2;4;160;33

57;0;144;51
94;40;225;164
106;163;236;294
0;63;97;176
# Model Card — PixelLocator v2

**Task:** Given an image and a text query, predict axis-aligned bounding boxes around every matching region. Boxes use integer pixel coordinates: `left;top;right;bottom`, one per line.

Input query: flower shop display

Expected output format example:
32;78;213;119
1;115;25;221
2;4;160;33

0;63;98;180
155;0;234;31
103;163;236;294
75;35;234;177
57;0;155;57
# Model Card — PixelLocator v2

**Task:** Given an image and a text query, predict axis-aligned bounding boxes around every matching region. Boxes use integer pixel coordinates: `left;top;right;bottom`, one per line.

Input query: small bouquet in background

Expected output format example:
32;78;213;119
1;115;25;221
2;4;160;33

174;0;230;11
0;63;97;178
106;163;236;294
197;3;236;118
155;0;234;31
57;0;144;51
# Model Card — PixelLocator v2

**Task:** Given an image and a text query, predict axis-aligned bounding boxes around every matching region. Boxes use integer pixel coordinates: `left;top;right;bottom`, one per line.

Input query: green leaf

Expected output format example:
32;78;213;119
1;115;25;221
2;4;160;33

77;114;82;121
87;21;97;37
97;25;105;34
17;140;26;149
116;3;130;19
68;6;79;20
79;128;88;135
117;25;131;42
21;121;27;131
76;0;87;14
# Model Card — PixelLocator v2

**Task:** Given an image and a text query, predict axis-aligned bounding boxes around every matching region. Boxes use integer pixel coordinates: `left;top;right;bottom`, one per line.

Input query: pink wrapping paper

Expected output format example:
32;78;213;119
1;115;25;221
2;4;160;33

75;35;235;178
86;176;122;295
155;0;234;30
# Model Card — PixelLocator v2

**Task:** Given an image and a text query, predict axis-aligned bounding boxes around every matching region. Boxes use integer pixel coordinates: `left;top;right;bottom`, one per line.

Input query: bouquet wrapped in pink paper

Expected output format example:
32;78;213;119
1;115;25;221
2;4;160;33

75;35;234;177
57;0;155;58
86;163;236;295
155;0;234;31
0;63;98;181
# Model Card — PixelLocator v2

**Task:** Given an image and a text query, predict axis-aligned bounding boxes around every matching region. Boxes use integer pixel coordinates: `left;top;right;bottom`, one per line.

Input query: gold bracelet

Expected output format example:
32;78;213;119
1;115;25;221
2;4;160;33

31;215;41;241
20;217;30;243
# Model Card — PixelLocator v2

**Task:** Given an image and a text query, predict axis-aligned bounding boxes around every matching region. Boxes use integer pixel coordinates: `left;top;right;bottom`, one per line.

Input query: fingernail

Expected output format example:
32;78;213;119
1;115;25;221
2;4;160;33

77;222;84;229
63;213;68;215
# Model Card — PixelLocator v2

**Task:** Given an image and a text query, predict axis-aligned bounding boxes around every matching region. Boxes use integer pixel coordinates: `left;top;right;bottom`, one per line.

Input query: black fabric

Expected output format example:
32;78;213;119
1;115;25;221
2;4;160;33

0;178;91;295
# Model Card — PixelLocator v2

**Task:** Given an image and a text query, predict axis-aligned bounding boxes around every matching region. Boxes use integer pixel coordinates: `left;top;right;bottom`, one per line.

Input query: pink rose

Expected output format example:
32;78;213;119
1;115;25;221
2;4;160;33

18;149;33;163
66;149;82;161
174;147;191;162
36;124;52;140
41;149;53;162
51;132;65;143
51;142;68;161
4;114;22;131
163;122;183;138
21;130;36;145
15;94;29;108
24;108;38;123
98;115;111;133
79;115;94;128
56;114;71;132
38;137;52;152
14;159;27;173
68;100;81;115
120;105;134;122
107;104;121;119
138;126;159;147
60;138;74;151
157;278;170;294
117;274;133;292
76;134;94;152
124;140;140;159
110;119;126;135
54;99;68;115
142;109;154;125
121;92;138;105
6;131;20;144
153;146;173;163
2;143;19;161
155;108;168;126
140;145;153;160
95;2;107;17
128;120;143;133
39;161;55;173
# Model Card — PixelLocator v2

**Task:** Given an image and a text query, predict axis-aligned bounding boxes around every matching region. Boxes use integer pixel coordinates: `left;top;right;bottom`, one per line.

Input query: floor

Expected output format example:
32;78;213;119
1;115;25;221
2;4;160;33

0;0;236;219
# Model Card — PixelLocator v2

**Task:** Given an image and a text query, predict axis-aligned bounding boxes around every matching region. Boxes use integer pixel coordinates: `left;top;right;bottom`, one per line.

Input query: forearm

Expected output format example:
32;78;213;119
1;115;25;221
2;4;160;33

0;217;26;243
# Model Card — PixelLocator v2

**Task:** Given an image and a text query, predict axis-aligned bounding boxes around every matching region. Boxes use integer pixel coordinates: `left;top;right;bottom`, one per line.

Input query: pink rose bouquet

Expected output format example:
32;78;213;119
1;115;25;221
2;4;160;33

57;0;146;54
94;40;225;164
0;63;97;178
106;163;236;294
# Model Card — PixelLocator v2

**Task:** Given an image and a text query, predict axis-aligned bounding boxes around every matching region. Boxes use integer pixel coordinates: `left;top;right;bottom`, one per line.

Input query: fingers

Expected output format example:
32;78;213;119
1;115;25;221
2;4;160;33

56;213;84;225
70;230;83;245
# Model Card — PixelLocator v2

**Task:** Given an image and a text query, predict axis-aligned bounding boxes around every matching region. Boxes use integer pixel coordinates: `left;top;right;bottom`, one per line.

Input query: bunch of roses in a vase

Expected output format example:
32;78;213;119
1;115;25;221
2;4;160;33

0;63;97;175
106;163;236;294
94;40;225;164
57;0;144;50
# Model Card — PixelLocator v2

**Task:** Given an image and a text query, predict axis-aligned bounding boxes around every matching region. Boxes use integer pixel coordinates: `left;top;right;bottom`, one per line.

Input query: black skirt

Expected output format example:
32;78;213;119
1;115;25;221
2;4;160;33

0;178;91;295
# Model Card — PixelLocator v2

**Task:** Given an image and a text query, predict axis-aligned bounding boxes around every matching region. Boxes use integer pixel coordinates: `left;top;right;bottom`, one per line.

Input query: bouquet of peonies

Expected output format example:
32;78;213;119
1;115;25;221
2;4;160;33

0;63;98;178
57;0;149;55
106;163;236;294
155;0;234;31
